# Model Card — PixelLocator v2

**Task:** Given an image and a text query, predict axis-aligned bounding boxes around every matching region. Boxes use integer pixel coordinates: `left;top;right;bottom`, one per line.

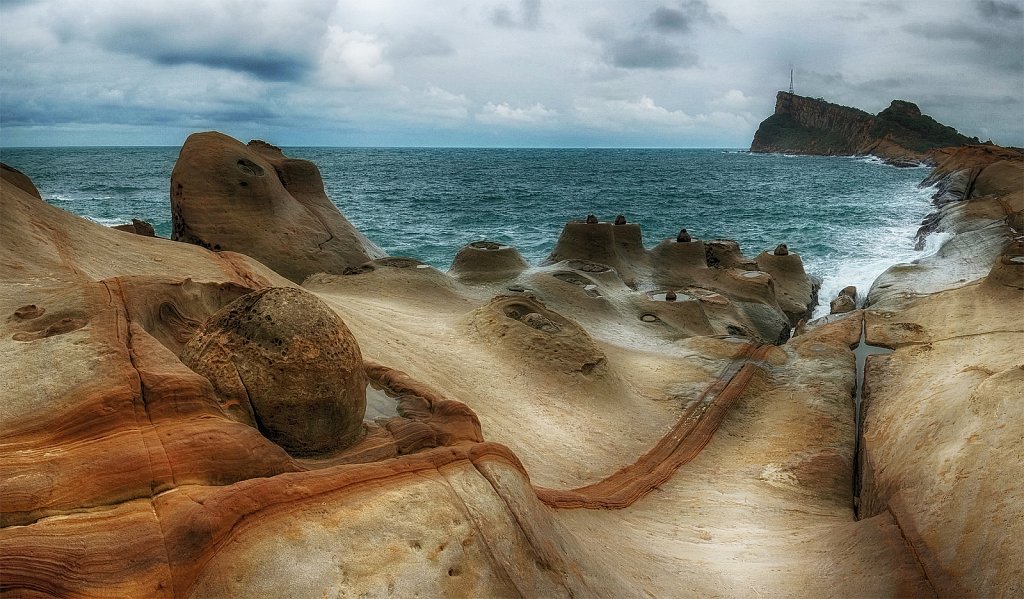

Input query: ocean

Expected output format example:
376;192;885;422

0;146;943;317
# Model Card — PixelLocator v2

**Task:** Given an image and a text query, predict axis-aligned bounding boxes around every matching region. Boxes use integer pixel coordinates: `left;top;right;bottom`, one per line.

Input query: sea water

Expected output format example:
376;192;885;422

0;146;940;316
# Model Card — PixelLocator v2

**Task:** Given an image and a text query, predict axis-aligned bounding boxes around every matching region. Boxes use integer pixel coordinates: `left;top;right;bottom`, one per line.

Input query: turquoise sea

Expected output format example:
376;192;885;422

1;147;942;317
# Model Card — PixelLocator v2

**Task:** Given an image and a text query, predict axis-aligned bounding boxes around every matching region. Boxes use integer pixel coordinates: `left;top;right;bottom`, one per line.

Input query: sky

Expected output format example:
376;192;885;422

1;0;1021;148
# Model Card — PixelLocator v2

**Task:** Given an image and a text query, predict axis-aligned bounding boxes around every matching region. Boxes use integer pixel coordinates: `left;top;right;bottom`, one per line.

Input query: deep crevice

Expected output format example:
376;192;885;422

852;316;893;517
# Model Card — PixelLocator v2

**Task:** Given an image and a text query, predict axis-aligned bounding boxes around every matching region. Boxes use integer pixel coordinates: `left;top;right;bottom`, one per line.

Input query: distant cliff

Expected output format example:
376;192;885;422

750;92;978;164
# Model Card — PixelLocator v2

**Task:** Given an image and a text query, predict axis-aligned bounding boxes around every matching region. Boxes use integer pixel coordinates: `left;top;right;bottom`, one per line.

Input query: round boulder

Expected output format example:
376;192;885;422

181;287;366;456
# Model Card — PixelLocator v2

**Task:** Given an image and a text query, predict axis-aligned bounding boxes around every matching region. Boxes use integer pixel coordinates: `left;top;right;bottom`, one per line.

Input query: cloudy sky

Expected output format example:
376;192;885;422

1;0;1021;147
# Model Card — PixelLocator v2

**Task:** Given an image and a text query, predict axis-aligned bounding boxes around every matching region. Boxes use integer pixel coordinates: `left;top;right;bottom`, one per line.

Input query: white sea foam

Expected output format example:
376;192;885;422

808;184;938;318
85;216;129;227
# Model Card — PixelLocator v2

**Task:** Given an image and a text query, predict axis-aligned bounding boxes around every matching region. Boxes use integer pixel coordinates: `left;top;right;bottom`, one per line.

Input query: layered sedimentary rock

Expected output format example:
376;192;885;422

751;92;977;163
856;145;1024;597
181;287;368;455
3;136;1020;598
170;133;383;283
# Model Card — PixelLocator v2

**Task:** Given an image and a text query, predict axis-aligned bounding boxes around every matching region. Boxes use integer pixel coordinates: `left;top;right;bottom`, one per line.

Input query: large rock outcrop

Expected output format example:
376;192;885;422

181;287;368;455
1;163;623;597
170;133;384;283
750;92;977;163
857;145;1023;597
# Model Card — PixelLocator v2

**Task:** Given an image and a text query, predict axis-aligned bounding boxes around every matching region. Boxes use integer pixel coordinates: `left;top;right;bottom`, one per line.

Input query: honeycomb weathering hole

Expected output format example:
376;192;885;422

236;158;265;177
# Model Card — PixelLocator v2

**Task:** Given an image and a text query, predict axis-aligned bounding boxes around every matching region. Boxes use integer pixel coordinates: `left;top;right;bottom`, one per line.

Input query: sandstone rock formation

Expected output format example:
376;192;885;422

2;138;1020;598
112;218;156;237
854;145;1023;597
751;92;977;163
448;240;529;282
540;217;818;342
181;287;368;455
829;285;857;314
170;133;383;283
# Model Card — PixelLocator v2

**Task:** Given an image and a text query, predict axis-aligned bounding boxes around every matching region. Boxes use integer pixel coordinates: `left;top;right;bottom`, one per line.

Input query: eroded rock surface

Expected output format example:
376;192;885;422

171;132;384;282
181;287;367;455
859;144;1023;597
2;139;1019;598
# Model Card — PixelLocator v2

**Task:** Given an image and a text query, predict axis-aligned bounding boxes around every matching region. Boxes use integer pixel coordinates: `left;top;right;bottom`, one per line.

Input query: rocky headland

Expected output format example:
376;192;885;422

1;132;1020;597
751;92;979;165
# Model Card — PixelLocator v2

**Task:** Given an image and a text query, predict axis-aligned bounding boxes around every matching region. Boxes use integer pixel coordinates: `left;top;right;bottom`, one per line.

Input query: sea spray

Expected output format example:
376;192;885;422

807;183;944;318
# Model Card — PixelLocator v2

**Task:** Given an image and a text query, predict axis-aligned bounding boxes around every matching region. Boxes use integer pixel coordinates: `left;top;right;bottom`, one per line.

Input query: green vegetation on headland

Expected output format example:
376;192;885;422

750;92;978;163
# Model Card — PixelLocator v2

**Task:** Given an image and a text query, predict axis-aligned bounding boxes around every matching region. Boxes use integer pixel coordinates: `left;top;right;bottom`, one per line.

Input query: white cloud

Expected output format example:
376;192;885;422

318;26;393;89
573;95;754;139
574;95;695;131
417;85;471;120
713;89;754;110
476;101;557;125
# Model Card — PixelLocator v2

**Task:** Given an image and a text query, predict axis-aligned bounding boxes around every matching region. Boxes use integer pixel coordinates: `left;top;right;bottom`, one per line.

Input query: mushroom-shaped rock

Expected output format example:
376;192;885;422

774;243;789;256
614;214;627;225
650;237;707;287
449;240;530;282
704;240;756;270
543;219;648;288
755;249;820;325
676;228;692;243
585;214;599;224
170;132;383;283
632;290;714;338
181;287;367;456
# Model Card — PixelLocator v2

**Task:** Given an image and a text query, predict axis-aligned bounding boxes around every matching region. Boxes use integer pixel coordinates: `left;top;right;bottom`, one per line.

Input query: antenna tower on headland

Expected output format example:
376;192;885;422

789;67;794;95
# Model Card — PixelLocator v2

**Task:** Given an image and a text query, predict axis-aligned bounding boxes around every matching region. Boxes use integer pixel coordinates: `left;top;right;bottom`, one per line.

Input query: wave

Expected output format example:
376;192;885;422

808;184;937;318
85;216;131;227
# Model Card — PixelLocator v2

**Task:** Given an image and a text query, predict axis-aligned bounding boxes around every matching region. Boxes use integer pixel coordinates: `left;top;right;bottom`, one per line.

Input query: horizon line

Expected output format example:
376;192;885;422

1;144;750;151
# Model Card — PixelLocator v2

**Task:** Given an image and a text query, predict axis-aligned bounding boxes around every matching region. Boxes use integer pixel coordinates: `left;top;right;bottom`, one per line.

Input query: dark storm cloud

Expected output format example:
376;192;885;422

903;20;1023;71
590;1;720;71
51;1;335;82
974;0;1023;20
140;47;312;82
605;35;698;70
492;0;541;29
647;1;722;33
649;7;691;32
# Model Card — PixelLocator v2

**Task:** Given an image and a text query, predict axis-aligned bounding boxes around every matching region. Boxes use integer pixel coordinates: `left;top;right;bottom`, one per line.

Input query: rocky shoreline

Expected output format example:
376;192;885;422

750;92;979;166
0;135;1020;597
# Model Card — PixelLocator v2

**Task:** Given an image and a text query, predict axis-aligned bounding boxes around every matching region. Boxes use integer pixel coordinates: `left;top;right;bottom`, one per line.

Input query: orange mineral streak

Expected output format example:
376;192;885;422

536;344;772;509
0;331;768;596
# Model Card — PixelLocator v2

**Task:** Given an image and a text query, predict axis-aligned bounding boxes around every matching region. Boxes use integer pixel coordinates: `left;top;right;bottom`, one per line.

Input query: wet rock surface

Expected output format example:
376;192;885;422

830;286;857;314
